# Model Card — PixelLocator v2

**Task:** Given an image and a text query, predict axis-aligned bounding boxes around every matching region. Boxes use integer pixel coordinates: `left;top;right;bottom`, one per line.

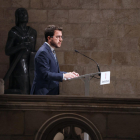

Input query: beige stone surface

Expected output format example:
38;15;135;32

100;65;116;79
61;79;85;95
64;51;77;64
42;0;60;9
59;37;74;51
82;113;107;137
108;24;125;38
56;51;64;64
112;38;138;52
115;79;123;94
1;95;140;139
124;24;140;38
36;37;43;50
113;52;128;65
136;81;140;94
137;1;140;8
69;10;91;23
0;111;24;135
0;52;9;64
90;79;103;95
0;0;12;7
97;38;114;51
80;0;99;9
74;65;86;75
28;10;47;23
103;80;115;95
115;9;140;24
3;9;15;23
85;65;97;74
81;24;108;38
0;0;140;98
59;65;75;72
122;0;138;9
0;9;4;19
99;0;123;9
30;0;42;8
128;52;140;66
0;64;8;78
115;66;122;79
91;52;112;65
48;10;68;23
25;111;55;135
12;0;29;8
74;38;97;51
137;67;140;80
107;114;140;138
60;0;79;9
1;2;140;140
77;52;91;65
38;23;48;36
116;79;137;95
121;66;138;80
91;10;115;23
62;24;82;37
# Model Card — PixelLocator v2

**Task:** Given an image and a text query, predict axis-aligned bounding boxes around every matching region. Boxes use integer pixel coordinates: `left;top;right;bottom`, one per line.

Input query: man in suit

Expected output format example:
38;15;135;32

30;25;79;95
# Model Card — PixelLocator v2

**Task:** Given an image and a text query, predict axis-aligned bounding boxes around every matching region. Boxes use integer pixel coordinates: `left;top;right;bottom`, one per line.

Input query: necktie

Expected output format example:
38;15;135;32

53;50;57;61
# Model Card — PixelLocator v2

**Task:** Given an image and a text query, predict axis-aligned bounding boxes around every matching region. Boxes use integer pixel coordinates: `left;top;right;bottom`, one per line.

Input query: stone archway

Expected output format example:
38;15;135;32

35;113;103;140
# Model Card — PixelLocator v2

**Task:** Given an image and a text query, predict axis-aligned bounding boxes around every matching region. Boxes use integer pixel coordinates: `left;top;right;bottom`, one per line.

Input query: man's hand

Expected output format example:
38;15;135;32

64;72;79;80
72;71;79;77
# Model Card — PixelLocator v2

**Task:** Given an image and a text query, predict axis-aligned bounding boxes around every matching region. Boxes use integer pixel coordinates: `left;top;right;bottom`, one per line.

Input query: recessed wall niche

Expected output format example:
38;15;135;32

35;113;102;140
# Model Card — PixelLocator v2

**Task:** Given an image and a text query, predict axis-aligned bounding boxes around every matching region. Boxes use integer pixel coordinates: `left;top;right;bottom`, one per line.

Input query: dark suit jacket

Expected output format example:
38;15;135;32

30;43;65;95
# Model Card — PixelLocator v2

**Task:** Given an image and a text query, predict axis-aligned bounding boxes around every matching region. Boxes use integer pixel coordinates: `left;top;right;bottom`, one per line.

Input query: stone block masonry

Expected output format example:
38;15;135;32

0;0;140;97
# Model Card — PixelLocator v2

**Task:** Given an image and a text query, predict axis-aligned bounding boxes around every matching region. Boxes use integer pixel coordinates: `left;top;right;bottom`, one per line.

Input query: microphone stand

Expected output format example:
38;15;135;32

75;50;101;76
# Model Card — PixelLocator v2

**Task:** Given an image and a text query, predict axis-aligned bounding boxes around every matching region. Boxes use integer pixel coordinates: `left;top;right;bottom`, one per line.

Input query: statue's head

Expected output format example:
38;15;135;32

15;8;28;26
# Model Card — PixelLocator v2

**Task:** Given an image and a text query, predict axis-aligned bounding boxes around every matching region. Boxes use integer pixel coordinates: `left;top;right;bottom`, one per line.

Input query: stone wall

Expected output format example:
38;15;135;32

0;95;140;140
0;0;140;97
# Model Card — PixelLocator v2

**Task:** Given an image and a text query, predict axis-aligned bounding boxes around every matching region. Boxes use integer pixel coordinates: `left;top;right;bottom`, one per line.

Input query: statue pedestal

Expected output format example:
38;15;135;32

0;79;4;94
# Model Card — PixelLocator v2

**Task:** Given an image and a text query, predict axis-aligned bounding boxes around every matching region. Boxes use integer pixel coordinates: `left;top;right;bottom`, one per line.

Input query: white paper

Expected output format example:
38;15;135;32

100;71;110;85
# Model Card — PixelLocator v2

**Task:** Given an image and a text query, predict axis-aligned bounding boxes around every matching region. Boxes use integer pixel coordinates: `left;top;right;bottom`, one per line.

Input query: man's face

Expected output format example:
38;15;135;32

49;30;63;48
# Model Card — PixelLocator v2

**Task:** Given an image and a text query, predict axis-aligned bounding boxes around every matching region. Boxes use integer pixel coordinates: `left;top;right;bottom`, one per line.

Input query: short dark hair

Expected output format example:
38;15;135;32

44;25;63;42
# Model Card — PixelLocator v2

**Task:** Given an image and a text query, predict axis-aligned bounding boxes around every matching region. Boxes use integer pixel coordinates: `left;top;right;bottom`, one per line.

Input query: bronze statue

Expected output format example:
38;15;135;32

4;8;37;94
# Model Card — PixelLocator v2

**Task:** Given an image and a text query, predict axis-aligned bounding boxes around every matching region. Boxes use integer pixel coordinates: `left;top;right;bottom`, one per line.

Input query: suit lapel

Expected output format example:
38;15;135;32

44;43;58;66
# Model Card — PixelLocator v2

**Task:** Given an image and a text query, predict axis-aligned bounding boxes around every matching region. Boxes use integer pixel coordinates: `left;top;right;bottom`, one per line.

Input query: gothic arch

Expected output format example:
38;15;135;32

35;113;103;140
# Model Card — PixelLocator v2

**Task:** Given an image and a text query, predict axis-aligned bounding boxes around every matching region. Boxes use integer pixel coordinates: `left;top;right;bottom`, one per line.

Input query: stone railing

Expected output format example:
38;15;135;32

0;94;140;113
0;95;140;140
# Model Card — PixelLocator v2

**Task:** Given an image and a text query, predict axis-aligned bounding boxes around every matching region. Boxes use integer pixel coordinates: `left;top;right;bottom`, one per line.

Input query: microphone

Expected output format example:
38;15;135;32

75;50;101;76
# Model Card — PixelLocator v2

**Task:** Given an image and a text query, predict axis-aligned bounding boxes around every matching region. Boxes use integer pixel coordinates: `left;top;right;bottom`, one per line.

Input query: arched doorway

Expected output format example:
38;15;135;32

35;113;102;140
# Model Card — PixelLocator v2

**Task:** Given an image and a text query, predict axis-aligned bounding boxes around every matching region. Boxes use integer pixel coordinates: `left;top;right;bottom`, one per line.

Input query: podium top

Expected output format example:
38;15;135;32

66;72;101;81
